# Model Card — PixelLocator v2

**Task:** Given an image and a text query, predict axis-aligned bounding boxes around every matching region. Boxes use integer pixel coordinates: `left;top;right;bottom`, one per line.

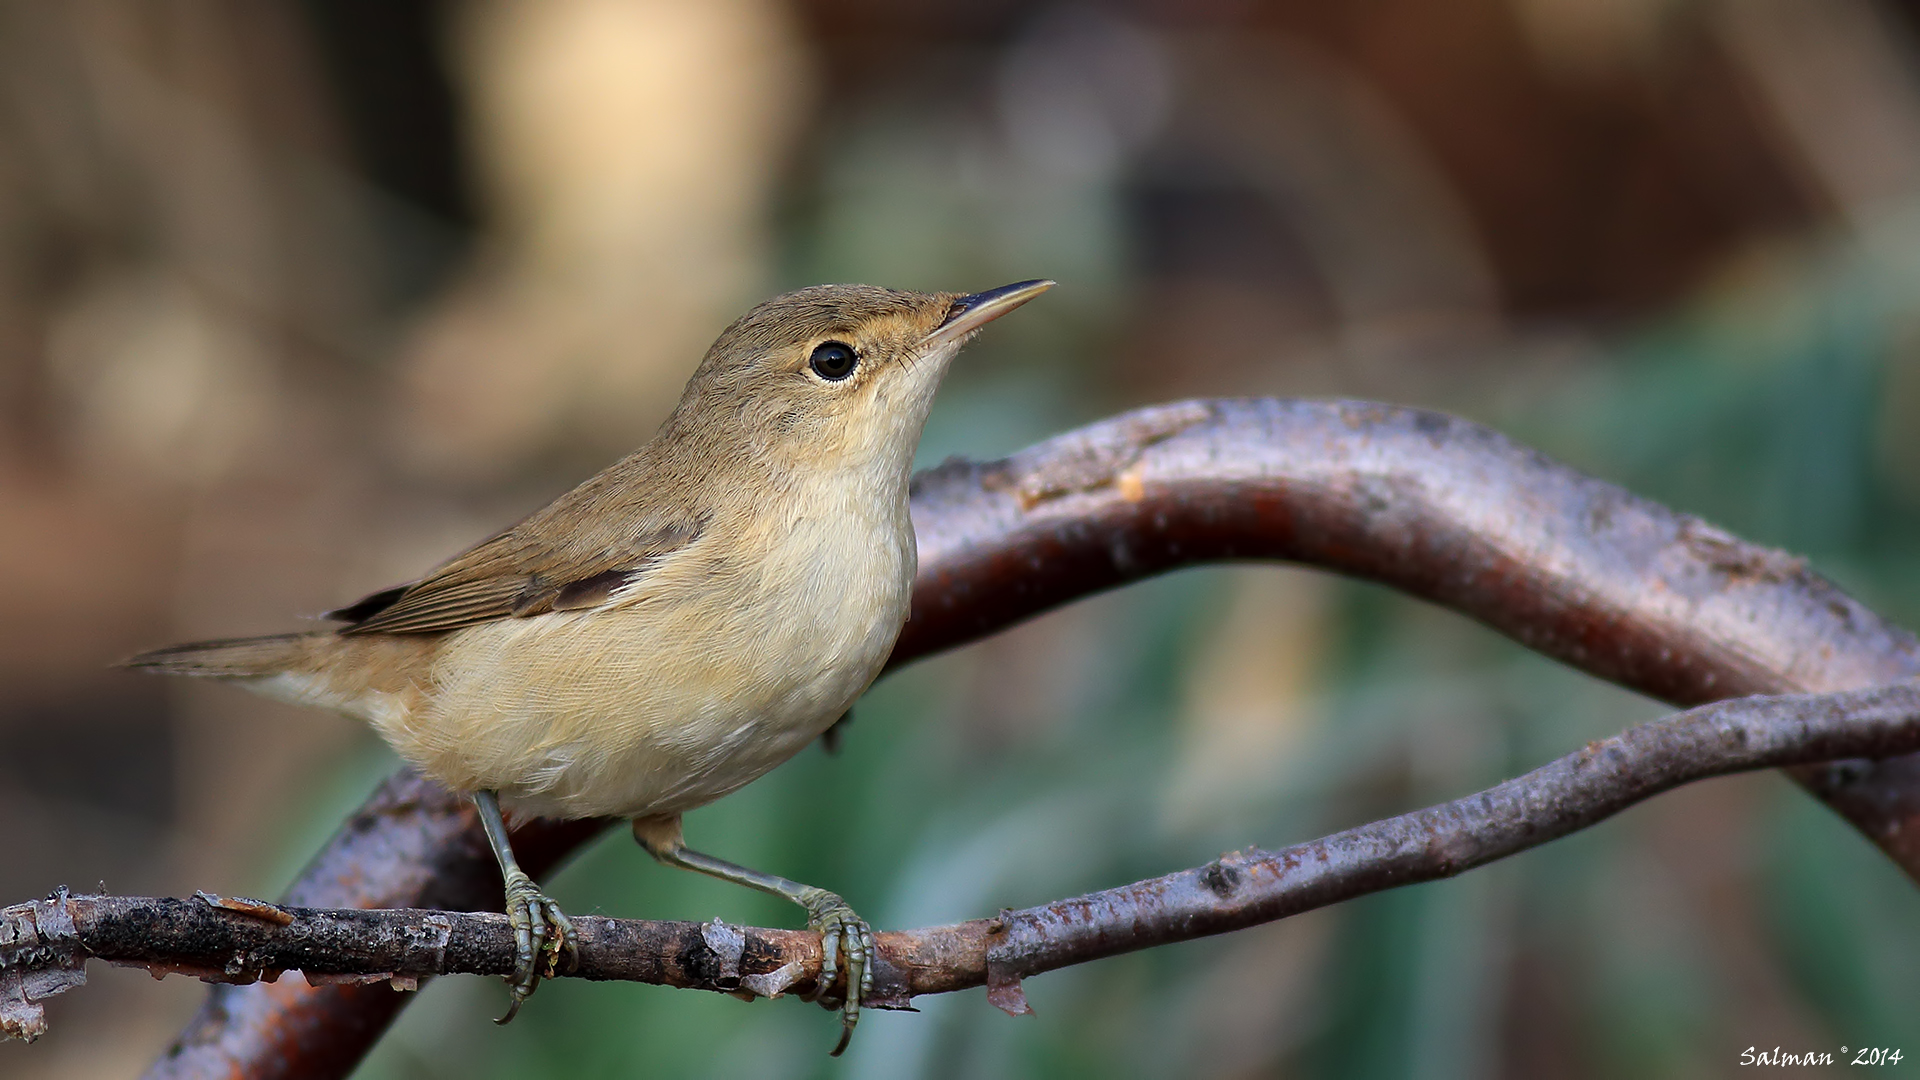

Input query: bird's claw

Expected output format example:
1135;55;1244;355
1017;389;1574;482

798;888;874;1056
496;869;577;1024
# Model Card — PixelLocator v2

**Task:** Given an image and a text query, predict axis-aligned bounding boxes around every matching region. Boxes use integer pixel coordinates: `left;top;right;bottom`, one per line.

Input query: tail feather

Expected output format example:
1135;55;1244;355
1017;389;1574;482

122;633;312;678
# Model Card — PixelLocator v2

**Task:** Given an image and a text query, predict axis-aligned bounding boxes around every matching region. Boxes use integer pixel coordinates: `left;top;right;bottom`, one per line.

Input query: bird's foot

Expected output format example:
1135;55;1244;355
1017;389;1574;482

496;869;577;1024
797;887;874;1056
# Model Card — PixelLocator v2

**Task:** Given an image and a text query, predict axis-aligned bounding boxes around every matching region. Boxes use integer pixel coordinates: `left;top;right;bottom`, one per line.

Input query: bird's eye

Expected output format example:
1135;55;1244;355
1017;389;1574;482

809;341;858;381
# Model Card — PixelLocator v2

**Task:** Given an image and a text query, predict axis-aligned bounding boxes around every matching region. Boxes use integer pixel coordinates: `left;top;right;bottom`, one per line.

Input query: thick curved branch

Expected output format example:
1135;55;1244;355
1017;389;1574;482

137;398;1920;1079
10;682;1918;1041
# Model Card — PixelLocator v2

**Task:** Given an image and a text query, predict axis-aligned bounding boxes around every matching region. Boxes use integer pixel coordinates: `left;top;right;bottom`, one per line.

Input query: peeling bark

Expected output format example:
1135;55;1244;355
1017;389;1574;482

103;397;1920;1078
7;684;1920;1031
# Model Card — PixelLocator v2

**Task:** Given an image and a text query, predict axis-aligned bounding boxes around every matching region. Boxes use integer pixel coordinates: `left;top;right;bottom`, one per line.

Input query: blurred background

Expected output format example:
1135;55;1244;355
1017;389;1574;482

4;0;1920;1076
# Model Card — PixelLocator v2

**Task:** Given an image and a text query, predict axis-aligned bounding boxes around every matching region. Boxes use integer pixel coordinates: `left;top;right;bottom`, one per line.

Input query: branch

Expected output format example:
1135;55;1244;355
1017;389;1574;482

10;682;1918;1041
131;397;1920;1078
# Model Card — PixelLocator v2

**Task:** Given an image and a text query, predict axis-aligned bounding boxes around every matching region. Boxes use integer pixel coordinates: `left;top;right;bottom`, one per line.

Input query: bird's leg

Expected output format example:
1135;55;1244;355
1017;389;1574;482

632;814;874;1055
475;790;577;1023
819;708;853;755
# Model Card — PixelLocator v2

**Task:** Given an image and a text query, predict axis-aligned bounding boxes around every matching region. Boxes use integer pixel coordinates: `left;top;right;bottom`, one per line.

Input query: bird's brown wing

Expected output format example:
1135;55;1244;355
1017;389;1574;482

329;515;703;636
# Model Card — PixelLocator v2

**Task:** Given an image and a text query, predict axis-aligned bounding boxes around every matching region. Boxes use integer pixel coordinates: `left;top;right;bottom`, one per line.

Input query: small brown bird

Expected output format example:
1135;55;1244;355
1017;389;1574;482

127;279;1053;1052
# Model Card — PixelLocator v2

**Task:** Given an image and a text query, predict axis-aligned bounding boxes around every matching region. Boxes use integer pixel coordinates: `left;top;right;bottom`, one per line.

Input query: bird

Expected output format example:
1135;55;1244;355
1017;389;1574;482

125;279;1054;1054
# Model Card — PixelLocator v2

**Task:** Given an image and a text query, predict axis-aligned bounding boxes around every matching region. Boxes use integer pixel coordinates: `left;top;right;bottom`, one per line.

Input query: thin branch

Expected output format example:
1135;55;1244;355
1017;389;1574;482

9;682;1919;1040
131;397;1920;1079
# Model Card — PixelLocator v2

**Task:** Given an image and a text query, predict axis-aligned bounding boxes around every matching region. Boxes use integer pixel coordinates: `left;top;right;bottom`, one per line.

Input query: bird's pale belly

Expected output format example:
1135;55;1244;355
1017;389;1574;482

371;556;910;820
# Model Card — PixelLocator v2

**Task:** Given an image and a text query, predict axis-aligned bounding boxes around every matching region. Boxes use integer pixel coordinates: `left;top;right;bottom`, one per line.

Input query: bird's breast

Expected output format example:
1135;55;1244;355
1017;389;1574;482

389;484;916;819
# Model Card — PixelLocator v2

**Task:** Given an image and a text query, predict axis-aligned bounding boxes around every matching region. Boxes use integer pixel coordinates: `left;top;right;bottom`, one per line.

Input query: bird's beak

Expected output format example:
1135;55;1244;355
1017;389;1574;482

923;279;1055;351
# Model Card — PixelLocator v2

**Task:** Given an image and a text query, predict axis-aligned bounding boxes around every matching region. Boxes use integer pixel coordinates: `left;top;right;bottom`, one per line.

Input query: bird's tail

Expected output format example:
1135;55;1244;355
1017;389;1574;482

122;633;313;678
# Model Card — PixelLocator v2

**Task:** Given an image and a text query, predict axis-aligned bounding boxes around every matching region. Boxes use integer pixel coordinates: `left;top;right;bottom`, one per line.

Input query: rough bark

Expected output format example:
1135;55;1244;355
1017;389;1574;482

6;683;1915;1038
101;397;1920;1078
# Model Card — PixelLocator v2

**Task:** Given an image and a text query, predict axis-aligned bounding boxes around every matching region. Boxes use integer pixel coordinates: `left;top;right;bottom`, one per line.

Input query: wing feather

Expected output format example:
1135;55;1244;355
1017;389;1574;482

336;516;701;636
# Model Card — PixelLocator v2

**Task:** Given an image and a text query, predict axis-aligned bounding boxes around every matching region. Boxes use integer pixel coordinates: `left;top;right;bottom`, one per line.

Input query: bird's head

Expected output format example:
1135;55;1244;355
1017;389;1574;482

664;280;1052;478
